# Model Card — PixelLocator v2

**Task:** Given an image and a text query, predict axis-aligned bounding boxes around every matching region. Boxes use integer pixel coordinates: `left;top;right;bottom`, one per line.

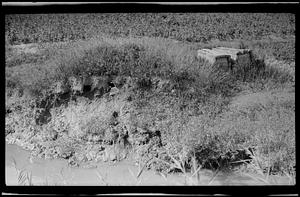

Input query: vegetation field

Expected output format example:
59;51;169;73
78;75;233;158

5;13;295;43
5;13;295;185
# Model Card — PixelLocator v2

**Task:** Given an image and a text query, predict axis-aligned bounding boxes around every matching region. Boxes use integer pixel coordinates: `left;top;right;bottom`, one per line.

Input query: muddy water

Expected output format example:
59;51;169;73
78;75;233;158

5;143;292;186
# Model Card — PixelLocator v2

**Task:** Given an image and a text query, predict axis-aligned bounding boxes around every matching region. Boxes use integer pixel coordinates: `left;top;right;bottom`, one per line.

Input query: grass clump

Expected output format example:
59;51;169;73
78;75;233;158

49;97;126;141
213;88;295;173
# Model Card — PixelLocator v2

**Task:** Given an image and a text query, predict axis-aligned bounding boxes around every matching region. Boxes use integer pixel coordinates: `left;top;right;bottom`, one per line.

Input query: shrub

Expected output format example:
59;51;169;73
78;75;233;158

5;95;38;139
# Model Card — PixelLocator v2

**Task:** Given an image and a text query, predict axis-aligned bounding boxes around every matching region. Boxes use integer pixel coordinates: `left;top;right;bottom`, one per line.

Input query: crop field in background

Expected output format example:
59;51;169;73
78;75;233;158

5;13;295;44
5;13;295;185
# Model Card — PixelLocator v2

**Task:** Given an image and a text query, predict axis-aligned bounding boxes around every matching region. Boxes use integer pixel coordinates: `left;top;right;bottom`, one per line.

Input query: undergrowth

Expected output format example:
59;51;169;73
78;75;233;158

5;35;295;180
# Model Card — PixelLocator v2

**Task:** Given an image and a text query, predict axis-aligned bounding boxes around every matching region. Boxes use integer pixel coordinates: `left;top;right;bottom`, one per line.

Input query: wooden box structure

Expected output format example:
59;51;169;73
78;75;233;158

197;47;254;71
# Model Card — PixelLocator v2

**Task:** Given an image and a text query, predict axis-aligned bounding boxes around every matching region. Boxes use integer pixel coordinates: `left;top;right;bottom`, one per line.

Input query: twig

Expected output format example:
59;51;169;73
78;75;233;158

229;159;253;164
191;165;202;179
136;158;152;179
158;172;168;182
208;169;220;185
244;173;270;185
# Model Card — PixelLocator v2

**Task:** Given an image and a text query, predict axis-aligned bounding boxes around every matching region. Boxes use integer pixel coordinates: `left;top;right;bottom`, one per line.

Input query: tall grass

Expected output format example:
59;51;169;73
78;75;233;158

5;34;295;181
6;36;237;101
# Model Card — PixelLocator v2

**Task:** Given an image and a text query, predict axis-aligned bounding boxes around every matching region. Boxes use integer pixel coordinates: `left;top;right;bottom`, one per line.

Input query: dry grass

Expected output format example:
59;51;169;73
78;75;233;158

5;34;295;183
47;95;128;140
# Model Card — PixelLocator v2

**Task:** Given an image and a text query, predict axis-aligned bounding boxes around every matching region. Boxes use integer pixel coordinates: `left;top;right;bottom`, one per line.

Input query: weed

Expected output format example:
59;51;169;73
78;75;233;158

11;157;33;186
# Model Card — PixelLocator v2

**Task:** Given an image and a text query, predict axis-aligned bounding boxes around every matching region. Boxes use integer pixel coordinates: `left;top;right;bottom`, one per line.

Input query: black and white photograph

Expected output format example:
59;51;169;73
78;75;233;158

3;1;297;195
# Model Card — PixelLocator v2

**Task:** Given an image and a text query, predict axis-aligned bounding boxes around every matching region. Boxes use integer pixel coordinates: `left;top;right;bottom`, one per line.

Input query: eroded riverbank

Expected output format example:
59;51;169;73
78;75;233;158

5;143;294;186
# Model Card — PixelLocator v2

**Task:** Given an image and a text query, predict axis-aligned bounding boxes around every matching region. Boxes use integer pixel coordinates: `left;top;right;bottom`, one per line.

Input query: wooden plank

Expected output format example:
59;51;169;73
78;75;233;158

213;47;252;61
197;50;216;64
198;47;253;63
197;46;260;75
197;49;231;64
201;48;231;58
